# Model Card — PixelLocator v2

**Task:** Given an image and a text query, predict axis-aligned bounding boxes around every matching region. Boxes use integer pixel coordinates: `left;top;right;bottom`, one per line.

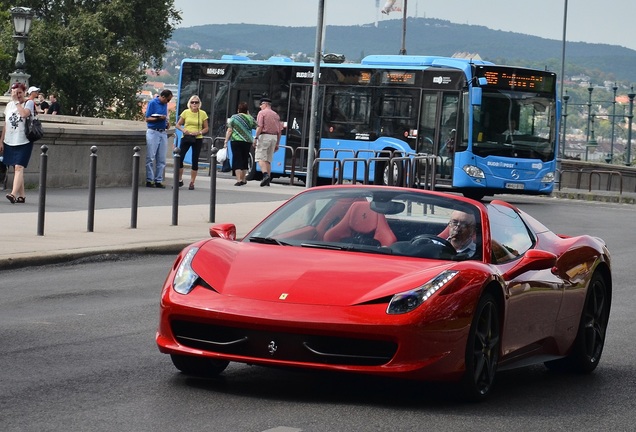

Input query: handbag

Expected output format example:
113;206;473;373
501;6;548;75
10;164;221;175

216;147;227;163
180;110;200;146
221;158;232;173
216;147;232;172
25;115;44;142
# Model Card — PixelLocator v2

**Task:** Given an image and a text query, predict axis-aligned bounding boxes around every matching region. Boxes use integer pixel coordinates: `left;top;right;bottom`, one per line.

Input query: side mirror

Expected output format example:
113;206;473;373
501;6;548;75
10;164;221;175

503;249;557;281
209;223;237;240
471;87;482;106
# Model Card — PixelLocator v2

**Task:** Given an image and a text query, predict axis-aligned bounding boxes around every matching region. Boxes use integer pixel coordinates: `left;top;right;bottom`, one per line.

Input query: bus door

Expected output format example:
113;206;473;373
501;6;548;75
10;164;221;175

418;91;459;185
199;80;231;149
286;84;323;175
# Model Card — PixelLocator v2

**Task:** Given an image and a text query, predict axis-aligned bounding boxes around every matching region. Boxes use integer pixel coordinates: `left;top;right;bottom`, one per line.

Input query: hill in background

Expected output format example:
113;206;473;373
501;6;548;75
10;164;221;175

169;18;636;84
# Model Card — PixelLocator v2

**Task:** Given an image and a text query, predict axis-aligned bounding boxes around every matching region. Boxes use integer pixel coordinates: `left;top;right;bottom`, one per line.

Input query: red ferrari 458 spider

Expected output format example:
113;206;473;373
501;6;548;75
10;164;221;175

156;186;611;401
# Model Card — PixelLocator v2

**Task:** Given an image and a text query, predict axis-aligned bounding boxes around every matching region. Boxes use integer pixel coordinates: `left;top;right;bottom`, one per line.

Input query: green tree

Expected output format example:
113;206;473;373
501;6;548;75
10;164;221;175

0;1;181;119
0;8;13;89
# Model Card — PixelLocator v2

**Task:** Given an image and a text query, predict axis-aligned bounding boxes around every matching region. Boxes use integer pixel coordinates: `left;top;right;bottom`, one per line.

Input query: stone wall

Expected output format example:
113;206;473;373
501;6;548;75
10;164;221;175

1;114;174;188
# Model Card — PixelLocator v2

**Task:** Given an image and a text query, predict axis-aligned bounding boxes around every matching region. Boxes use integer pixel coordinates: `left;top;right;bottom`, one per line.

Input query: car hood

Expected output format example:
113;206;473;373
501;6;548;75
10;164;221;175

191;239;452;306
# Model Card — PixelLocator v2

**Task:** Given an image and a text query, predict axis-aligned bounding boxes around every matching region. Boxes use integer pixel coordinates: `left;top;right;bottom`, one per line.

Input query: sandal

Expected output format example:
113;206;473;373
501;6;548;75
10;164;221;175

189;183;195;190
16;197;25;203
6;194;16;204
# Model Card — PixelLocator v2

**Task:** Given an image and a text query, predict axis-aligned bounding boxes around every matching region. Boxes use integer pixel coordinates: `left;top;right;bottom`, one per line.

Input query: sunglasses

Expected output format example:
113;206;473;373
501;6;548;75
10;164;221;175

190;101;200;104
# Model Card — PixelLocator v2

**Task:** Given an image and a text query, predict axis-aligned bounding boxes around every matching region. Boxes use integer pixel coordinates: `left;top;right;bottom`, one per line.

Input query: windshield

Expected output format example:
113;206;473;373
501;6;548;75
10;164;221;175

468;90;556;162
245;187;482;261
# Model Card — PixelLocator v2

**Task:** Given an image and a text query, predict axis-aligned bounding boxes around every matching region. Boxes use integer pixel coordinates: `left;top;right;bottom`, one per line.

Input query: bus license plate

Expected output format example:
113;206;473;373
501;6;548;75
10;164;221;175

505;183;525;190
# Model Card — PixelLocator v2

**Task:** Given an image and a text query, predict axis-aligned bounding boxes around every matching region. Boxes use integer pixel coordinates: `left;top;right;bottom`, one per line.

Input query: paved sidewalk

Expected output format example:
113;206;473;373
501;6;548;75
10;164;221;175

0;173;298;270
1;169;633;270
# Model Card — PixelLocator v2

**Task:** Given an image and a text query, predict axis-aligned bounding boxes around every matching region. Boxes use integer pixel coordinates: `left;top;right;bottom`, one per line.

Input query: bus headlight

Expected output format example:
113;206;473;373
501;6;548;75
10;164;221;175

541;172;555;183
463;165;485;179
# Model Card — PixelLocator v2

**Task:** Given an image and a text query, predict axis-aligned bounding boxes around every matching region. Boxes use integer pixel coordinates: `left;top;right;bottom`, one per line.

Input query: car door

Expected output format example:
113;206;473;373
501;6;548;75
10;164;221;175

488;203;564;355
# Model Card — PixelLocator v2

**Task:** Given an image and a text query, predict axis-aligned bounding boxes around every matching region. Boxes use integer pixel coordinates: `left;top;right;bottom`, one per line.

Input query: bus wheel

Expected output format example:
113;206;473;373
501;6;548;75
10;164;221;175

378;161;403;186
246;151;260;181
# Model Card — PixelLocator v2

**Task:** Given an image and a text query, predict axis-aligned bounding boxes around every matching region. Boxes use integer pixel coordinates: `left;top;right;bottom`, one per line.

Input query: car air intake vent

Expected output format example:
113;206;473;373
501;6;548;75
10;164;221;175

171;320;397;366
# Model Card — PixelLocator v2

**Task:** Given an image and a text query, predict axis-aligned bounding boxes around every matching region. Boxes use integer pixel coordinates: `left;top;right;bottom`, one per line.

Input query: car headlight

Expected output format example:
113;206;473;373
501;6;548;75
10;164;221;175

173;247;200;295
541;172;555;183
462;165;485;179
387;270;459;314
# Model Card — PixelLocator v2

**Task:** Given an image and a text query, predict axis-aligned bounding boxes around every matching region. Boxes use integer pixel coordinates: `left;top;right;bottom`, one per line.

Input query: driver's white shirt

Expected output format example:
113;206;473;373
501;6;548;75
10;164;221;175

449;238;476;256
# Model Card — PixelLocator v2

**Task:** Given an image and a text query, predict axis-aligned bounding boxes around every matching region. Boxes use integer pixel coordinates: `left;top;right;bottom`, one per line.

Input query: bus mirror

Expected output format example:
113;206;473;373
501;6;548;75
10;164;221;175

472;87;483;106
477;77;488;86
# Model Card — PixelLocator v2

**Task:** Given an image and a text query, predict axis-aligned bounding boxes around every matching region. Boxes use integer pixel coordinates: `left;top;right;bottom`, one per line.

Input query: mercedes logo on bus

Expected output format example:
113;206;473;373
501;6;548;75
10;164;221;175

511;169;520;180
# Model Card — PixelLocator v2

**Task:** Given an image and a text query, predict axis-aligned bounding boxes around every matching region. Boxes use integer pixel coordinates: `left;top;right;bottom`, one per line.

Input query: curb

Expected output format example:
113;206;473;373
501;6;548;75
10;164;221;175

1;242;190;271
552;190;636;204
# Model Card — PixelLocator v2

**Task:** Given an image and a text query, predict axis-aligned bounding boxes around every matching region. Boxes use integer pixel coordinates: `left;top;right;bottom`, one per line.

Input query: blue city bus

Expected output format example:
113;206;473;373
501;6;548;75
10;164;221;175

176;54;558;199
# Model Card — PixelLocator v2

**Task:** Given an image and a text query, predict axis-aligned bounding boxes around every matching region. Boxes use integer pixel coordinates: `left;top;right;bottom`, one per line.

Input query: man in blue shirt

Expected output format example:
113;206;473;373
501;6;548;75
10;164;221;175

145;89;173;188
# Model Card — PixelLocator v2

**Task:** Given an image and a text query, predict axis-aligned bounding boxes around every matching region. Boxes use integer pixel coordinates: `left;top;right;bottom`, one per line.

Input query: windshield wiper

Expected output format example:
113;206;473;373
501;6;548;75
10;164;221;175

301;242;393;255
248;237;291;246
300;242;346;250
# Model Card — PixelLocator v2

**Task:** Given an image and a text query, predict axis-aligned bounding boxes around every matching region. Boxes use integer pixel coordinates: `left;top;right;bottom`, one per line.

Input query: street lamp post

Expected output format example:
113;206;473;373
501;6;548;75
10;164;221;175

561;93;570;159
399;0;408;55
586;113;598;161
305;0;325;188
609;83;618;163
586;86;593;143
626;87;635;167
6;6;34;95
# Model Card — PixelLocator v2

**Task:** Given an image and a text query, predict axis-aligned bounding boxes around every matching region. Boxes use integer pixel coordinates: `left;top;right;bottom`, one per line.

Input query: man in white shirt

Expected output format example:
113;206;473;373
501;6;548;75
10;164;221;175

446;210;477;257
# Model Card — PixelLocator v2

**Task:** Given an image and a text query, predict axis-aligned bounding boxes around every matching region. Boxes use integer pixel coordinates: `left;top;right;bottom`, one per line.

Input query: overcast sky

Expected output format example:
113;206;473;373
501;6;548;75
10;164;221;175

173;0;636;51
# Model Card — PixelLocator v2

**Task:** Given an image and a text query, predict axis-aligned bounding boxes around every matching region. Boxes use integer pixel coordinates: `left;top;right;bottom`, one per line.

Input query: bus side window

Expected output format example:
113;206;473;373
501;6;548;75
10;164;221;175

324;88;372;139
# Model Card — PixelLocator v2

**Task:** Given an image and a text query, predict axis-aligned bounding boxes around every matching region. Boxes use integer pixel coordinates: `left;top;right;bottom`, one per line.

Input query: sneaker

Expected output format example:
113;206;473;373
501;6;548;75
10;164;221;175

260;174;270;187
146;182;154;188
155;182;166;189
189;183;195;190
178;180;184;187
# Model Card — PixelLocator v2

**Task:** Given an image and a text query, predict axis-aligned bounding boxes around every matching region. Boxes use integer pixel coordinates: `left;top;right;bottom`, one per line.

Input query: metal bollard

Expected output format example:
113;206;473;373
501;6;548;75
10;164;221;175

37;145;49;236
87;146;98;232
209;148;218;223
130;146;140;229
172;147;180;226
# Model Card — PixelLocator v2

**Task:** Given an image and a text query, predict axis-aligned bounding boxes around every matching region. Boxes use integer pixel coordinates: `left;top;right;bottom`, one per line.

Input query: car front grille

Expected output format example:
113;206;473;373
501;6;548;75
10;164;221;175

171;320;397;366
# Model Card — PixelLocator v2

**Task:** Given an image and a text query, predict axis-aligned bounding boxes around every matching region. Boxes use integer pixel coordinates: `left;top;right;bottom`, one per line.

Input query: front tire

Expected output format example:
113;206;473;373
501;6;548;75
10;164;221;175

170;354;229;378
459;292;500;401
545;272;610;373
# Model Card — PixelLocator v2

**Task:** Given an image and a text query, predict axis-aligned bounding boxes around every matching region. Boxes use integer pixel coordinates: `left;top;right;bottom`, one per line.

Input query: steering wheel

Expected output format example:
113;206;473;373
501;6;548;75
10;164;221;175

410;234;456;252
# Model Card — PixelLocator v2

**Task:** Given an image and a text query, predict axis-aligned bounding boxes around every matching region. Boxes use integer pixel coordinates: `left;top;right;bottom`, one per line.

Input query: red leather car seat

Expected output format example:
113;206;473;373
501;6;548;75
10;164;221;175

323;201;397;246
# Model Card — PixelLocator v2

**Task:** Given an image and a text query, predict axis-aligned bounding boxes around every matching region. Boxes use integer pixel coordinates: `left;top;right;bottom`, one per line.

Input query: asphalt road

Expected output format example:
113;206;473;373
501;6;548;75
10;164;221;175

1;197;635;431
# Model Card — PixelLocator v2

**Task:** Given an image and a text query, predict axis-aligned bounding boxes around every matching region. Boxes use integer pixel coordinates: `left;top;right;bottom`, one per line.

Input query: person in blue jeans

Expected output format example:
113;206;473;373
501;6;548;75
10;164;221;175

145;89;173;188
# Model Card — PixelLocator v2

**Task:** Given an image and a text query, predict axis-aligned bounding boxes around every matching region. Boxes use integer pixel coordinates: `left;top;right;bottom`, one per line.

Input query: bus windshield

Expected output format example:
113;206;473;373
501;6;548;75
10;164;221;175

469;90;556;162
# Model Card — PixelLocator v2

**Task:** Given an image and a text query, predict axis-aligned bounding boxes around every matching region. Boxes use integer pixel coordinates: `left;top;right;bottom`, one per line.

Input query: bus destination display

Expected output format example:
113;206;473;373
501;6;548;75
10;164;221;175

480;68;555;93
382;71;416;85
